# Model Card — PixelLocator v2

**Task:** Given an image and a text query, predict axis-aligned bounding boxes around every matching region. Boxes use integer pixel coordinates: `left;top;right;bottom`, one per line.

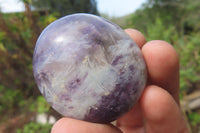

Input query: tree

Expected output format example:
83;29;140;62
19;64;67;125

32;0;99;16
0;1;58;132
128;0;184;34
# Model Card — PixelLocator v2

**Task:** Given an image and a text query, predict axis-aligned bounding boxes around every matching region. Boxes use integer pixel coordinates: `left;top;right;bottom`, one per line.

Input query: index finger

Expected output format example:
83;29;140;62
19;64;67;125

142;40;180;103
125;28;146;48
126;29;179;103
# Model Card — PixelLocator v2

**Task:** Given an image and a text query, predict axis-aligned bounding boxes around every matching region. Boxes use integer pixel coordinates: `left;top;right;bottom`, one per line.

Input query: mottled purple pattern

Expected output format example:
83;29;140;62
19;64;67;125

84;63;139;123
33;13;147;123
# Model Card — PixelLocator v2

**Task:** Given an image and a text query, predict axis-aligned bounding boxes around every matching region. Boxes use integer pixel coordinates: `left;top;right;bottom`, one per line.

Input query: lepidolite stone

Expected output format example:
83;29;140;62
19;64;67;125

33;13;147;123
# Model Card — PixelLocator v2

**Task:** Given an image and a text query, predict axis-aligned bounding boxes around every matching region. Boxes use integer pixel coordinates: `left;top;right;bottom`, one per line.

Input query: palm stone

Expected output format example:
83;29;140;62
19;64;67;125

33;13;147;123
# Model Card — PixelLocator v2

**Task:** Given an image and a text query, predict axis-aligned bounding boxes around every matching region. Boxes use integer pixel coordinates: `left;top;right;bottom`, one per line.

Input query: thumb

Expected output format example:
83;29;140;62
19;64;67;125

140;85;189;133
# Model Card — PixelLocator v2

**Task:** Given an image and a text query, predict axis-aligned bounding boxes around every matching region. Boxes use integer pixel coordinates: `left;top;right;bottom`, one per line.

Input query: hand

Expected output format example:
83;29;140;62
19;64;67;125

51;29;189;133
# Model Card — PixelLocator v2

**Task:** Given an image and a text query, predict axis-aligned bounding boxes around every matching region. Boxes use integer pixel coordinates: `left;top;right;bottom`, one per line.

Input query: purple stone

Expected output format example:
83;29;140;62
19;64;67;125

33;13;147;123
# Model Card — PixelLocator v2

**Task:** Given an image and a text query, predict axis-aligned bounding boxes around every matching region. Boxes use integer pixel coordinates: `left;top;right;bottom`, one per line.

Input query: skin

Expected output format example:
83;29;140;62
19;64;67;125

51;28;189;133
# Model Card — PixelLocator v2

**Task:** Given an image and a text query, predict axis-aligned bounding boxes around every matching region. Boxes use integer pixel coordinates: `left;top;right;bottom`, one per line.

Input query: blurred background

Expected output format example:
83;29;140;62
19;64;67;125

0;0;199;132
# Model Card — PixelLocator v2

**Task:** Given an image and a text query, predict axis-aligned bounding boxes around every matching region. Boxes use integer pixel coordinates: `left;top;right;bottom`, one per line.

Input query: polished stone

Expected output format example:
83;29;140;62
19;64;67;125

33;13;147;123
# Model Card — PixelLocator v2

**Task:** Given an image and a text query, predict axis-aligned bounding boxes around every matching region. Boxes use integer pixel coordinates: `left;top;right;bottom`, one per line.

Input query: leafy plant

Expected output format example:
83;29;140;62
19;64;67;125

29;96;50;113
146;17;178;43
16;122;52;133
0;85;23;114
188;112;200;126
176;33;200;93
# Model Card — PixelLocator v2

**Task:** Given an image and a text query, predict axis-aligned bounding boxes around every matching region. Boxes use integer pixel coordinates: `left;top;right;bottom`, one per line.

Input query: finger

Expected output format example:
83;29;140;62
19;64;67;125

140;85;189;133
142;40;180;103
124;28;146;48
51;117;122;133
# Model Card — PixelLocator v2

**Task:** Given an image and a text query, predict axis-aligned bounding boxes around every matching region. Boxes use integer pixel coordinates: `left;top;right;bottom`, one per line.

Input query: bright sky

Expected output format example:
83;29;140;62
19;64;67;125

0;0;25;12
0;0;146;17
97;0;146;17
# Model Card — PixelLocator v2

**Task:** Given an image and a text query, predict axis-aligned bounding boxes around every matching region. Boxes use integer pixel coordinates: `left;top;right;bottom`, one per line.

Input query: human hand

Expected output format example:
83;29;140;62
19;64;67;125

51;29;189;133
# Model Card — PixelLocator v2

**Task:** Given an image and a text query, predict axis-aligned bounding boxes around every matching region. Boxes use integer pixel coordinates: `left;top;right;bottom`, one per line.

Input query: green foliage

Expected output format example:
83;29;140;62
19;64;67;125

32;0;99;16
125;9;151;32
16;122;52;133
0;43;6;52
39;12;60;28
0;3;52;129
146;17;178;43
0;32;6;51
21;28;32;43
188;112;200;126
29;96;50;114
0;31;6;41
177;34;200;92
0;85;23;114
21;0;32;4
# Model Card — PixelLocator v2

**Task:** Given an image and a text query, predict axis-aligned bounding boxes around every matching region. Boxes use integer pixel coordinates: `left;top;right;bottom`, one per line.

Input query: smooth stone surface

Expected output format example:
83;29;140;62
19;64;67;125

33;13;147;123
